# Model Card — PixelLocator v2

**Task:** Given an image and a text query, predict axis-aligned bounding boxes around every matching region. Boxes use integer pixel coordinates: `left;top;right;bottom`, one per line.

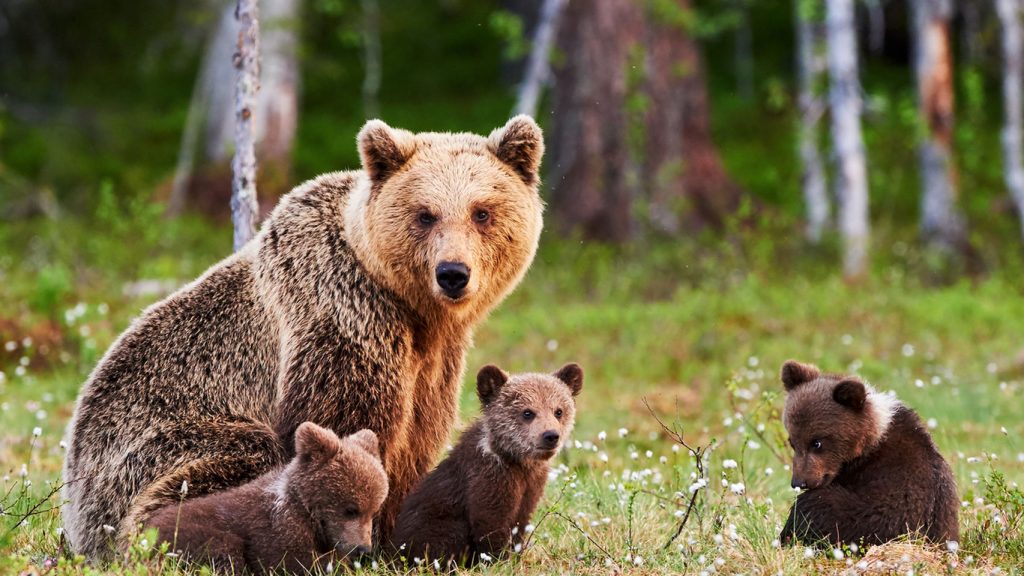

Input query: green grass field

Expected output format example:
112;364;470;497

1;221;1023;575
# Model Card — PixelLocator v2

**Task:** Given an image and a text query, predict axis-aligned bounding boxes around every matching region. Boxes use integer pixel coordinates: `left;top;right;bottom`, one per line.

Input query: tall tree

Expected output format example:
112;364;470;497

997;0;1024;240
826;0;870;278
548;0;740;241
514;0;566;117
547;0;643;241
232;0;260;251
361;0;382;119
168;0;299;218
795;0;829;242
912;0;963;251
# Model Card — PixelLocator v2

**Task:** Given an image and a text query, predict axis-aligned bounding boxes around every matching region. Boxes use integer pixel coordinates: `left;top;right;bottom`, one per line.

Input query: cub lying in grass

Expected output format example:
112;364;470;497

391;363;583;566
148;423;387;573
779;360;959;547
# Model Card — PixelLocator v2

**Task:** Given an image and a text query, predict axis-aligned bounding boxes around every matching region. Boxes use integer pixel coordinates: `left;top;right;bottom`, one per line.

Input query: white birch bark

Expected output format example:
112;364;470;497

912;0;962;250
826;0;870;278
361;0;382;119
232;0;260;252
864;0;885;55
256;0;299;164
795;0;829;242
997;0;1024;240
514;0;567;118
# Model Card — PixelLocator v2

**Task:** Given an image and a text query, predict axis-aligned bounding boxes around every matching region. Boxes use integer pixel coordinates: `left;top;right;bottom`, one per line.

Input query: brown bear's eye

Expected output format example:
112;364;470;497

473;209;490;223
522;410;535;421
344;506;359;519
554;408;563;419
810;439;822;451
418;211;438;226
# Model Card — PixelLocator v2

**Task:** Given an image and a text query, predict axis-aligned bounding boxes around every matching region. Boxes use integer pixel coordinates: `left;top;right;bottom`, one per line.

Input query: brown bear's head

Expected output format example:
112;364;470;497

346;116;545;324
780;360;900;491
289;423;388;560
477;363;583;461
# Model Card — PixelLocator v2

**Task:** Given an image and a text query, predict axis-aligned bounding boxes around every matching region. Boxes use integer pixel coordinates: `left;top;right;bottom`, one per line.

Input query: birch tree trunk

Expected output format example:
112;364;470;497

514;0;566;117
912;0;963;250
864;0;885;55
255;0;299;191
795;0;829;242
997;0;1024;240
361;0;382;119
232;0;260;251
826;0;870;278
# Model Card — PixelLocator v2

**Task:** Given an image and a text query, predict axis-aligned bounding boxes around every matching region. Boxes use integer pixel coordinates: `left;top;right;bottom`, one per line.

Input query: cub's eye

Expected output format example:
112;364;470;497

522;410;535;421
343;507;359;519
554;408;563;419
473;209;490;223
810;439;822;451
418;212;437;226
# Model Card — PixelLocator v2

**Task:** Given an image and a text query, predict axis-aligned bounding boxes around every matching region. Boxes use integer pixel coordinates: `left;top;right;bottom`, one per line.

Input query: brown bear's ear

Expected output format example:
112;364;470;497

553;363;584;397
347;429;381;460
781;360;821;391
477;364;509;406
357;119;416;185
295;422;341;463
488;115;544;186
832;378;867;411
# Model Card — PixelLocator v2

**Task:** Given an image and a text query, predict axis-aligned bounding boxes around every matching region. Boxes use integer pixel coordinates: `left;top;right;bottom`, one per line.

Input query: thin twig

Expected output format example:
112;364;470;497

552;511;620;570
521;476;572;552
1;481;64;539
642;397;712;551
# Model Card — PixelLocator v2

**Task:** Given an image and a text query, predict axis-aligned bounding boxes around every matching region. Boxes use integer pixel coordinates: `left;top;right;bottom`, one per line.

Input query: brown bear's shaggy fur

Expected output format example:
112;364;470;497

62;116;545;560
147;424;387;573
390;363;583;566
778;360;959;547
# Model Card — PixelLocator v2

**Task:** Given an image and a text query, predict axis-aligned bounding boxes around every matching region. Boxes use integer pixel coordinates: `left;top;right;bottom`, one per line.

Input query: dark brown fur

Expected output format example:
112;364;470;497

391;363;583;566
779;360;960;547
62;117;545;560
146;424;387;574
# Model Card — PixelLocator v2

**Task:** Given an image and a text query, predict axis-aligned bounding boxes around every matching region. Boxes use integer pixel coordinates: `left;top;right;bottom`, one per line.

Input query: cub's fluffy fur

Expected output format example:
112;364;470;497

779;360;959;547
147;424;387;573
391;363;583;565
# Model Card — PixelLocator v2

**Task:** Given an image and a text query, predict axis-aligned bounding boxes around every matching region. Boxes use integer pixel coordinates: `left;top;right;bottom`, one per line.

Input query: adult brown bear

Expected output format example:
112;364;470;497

61;116;545;560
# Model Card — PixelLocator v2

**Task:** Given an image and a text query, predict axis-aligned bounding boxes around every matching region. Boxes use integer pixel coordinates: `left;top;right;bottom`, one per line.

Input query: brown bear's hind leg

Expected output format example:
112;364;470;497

117;416;285;548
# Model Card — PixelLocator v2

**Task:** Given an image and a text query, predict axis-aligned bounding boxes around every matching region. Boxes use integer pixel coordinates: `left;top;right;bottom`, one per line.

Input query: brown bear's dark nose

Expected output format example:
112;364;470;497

791;478;808;490
436;261;470;298
541;430;560;447
352;545;372;557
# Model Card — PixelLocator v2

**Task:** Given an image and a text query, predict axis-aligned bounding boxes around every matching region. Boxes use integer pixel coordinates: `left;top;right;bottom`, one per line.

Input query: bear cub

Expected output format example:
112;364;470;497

391;363;583;565
148;423;388;573
778;360;959;547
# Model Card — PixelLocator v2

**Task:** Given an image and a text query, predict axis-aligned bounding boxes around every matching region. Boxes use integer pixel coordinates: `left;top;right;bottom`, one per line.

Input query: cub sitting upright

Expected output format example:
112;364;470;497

391;363;583;565
778;360;959;547
147;423;387;573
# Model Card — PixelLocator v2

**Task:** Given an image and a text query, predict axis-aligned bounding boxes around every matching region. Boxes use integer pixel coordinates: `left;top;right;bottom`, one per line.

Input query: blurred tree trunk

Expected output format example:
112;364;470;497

548;0;740;241
232;0;260;251
547;0;643;242
864;0;886;55
169;0;298;219
734;0;754;101
912;0;964;251
795;0;829;243
960;1;982;66
361;0;382;119
514;0;566;117
826;0;870;278
997;0;1024;240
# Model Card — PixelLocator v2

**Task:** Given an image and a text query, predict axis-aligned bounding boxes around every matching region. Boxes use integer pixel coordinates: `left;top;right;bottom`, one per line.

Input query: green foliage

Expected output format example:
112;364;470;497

488;10;528;61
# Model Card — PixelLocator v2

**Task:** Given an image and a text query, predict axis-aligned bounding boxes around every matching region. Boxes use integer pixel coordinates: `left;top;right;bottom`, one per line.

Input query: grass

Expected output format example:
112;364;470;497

1;217;1024;575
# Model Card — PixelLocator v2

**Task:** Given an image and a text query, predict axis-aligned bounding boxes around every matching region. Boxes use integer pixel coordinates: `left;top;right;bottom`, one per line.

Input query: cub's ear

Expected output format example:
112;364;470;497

295;422;341;463
488;115;544;186
832;378;867;411
347;429;381;460
477;364;509;406
357;119;416;184
781;360;821;391
553;363;584;397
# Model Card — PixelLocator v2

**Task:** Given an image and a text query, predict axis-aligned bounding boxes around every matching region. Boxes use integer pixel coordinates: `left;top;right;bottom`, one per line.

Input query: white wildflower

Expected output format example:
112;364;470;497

804;547;815;558
479;552;492;563
927;418;938;429
524;523;534;534
597;430;607;441
688;478;707;493
747;440;760;450
617;428;628;438
729;482;745;494
901;344;915;357
722;459;738;469
180;481;189;497
832;548;844;560
546;339;558;351
32;427;41;437
599;452;609;463
102;524;116;535
765;467;774;475
633;555;644;566
946;540;959;553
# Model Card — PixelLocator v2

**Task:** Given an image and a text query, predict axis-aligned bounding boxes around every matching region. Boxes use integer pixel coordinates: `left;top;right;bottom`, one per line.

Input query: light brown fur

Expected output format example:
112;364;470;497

62;116;545;560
